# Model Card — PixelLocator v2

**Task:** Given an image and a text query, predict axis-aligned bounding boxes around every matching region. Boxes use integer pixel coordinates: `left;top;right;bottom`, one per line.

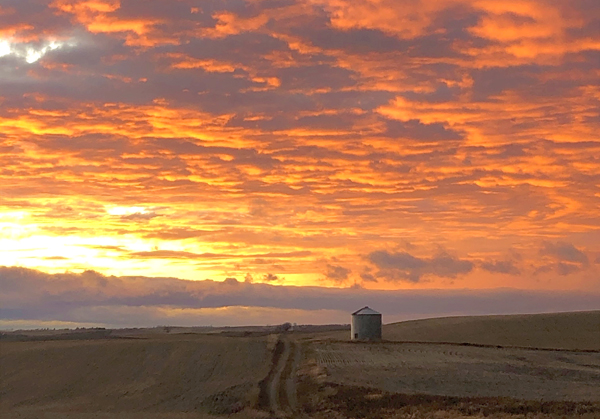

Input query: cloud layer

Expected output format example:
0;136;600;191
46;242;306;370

0;0;599;292
1;266;598;328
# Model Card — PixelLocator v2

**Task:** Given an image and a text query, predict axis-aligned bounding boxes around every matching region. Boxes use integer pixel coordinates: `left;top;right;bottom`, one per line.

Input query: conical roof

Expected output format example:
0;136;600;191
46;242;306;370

352;306;380;315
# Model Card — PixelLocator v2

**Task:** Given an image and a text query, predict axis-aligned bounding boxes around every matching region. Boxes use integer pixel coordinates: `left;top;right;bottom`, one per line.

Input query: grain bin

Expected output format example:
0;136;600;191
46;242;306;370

351;306;382;341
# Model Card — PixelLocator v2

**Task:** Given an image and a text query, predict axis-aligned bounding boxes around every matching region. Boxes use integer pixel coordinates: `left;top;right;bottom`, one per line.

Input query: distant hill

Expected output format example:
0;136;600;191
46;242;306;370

382;310;600;350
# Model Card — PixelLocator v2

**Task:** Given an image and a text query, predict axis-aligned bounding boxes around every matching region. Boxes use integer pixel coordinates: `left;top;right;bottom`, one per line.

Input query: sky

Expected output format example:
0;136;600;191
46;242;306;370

1;0;599;327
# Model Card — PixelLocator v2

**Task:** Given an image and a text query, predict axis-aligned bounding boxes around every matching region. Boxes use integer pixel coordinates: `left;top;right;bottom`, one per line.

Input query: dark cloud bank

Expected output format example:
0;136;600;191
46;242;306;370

1;266;598;329
368;250;473;282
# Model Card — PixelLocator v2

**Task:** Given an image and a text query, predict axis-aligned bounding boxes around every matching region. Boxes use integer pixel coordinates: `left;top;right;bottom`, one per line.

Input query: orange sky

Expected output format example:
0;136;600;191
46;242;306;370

1;0;599;303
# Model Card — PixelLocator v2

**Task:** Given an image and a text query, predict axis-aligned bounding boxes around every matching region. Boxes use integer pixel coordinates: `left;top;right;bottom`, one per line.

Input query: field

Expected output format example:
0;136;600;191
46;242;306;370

318;310;600;350
310;341;600;401
0;333;273;418
1;311;600;418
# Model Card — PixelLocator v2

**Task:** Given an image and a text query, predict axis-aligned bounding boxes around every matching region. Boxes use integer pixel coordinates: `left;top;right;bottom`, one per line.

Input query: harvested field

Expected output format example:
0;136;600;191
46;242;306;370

0;333;272;418
2;311;599;418
318;310;600;350
312;341;600;401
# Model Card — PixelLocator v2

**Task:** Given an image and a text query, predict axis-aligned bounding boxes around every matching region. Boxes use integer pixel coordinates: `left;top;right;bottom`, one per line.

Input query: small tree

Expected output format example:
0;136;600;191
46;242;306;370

279;322;292;332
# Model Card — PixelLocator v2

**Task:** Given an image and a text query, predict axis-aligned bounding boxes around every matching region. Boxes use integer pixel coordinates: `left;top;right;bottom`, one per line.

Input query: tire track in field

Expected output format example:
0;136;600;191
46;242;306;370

259;336;301;417
268;338;290;415
257;338;285;411
285;340;301;412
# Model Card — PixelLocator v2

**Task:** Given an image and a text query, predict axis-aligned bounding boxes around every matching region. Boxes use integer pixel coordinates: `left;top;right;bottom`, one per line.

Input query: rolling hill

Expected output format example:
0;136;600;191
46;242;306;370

382;310;600;350
315;310;600;350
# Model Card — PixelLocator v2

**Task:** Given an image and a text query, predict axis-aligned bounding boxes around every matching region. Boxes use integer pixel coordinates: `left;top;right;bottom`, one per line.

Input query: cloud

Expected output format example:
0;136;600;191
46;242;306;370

369;251;425;270
128;250;312;260
383;119;464;141
360;272;377;282
262;273;281;282
540;242;589;265
142;228;216;240
481;260;521;275
84;245;126;251
368;250;473;282
0;0;599;292
534;262;584;277
533;242;591;276
1;266;599;328
556;262;582;276
325;263;351;282
120;212;160;221
223;277;239;285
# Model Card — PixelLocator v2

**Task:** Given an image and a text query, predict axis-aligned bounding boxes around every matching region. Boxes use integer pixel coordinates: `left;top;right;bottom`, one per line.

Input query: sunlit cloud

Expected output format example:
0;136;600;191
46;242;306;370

0;38;75;63
0;40;10;57
0;0;599;300
25;40;62;63
105;206;149;216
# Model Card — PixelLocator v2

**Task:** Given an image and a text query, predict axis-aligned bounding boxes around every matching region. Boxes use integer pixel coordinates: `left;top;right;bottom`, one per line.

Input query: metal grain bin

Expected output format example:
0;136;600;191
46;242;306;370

351;306;382;341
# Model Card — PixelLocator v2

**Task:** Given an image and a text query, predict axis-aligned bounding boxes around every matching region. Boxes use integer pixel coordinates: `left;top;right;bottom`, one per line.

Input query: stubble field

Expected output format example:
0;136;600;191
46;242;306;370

310;341;600;401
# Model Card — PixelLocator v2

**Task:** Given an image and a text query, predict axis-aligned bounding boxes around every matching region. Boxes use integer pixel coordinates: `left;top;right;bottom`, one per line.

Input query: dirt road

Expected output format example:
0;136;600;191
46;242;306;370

260;336;302;417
